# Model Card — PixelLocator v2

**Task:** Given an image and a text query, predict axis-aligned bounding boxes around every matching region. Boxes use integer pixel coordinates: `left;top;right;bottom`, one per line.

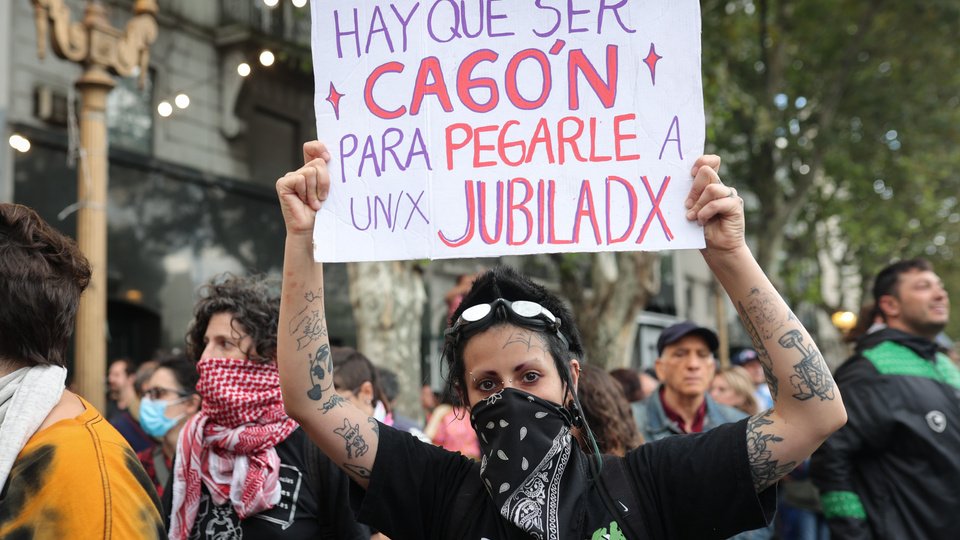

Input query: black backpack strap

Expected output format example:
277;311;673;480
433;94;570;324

599;455;644;538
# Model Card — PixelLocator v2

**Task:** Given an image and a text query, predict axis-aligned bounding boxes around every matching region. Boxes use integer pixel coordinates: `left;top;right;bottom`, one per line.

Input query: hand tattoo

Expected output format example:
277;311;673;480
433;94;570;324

746;410;797;491
335;419;369;459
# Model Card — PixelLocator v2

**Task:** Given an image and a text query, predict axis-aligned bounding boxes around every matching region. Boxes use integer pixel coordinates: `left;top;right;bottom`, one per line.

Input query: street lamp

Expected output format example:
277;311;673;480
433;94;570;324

831;310;858;334
32;0;158;411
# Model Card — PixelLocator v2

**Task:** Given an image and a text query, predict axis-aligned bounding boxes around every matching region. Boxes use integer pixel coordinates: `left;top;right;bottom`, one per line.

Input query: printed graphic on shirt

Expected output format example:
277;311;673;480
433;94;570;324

591;520;628;540
191;463;304;537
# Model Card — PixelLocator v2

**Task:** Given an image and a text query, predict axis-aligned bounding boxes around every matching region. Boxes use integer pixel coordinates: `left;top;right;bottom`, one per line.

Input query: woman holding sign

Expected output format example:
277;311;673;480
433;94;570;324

275;141;847;539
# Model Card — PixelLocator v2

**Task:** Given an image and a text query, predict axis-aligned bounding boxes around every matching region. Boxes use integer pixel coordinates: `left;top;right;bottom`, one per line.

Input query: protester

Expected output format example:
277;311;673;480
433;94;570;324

0;203;164;538
163;274;369;539
108;357;156;452
276;142;846;539
609;367;645;402
633;322;747;441
138;353;200;497
712;365;761;415
376;366;423;432
812;258;958;539
730;348;775;410
423;391;481;460
576;364;643;455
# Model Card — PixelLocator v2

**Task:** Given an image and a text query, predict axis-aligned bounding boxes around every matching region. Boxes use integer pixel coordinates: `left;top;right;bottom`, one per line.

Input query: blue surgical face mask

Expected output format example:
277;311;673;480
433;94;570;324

139;396;187;438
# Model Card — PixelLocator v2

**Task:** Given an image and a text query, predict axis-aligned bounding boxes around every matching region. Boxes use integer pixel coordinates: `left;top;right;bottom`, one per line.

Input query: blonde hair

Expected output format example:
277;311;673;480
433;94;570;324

716;366;759;415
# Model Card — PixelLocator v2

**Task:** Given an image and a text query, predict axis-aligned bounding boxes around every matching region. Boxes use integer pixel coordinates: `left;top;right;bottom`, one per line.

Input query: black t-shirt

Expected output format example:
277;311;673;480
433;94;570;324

162;428;369;539
351;419;776;539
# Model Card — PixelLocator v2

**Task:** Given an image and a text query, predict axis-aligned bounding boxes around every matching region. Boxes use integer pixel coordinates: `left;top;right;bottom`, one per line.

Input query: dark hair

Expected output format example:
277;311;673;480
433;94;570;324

0;203;91;368
609;368;644;402
872;258;934;319
154;352;200;395
111;358;137;376
576;364;643;455
444;266;584;403
332;347;389;412
185;274;280;363
377;367;399;403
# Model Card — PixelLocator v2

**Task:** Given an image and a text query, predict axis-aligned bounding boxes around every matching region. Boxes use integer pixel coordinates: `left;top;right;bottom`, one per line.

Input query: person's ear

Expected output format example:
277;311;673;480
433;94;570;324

654;358;667;381
357;381;375;406
569;359;581;392
186;394;201;415
878;295;900;320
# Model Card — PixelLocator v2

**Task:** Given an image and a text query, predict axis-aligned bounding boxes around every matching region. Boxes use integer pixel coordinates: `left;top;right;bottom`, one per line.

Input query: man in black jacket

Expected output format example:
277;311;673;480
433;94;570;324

811;258;958;539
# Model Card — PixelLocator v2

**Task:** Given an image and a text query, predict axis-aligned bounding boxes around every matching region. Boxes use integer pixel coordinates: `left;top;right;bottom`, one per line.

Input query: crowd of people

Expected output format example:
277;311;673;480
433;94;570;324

0;139;955;540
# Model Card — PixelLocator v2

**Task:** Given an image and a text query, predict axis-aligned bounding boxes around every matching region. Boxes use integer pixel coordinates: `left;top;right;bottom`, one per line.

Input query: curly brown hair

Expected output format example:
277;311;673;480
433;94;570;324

0;203;91;367
576;364;644;456
185;274;280;363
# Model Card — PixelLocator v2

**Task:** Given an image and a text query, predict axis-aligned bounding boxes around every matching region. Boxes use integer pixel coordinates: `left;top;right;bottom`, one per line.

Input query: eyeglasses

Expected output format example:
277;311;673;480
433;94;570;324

445;298;568;349
143;386;191;401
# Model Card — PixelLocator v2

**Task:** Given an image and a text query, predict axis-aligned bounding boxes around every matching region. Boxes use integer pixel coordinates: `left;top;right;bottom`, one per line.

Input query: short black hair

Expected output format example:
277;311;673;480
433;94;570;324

444;266;583;403
332;347;389;410
185;274;280;363
377;367;399;403
154;352;199;395
0;203;91;368
872;258;934;319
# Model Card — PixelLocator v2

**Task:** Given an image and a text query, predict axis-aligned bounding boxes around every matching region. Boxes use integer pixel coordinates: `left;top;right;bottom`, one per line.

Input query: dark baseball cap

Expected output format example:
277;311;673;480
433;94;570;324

731;348;759;366
656;321;719;356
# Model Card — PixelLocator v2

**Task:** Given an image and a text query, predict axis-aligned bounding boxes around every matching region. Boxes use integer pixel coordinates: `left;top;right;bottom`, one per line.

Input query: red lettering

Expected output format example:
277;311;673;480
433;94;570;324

507;177;534;245
411;57;453;116
473;125;498;168
457;49;500;113
606;175;638;244
614;113;640;161
438;180;476;247
505;49;552;110
365;62;406;119
571;180;602;244
568;45;618;110
498;120;526;167
445;123;473;170
557;116;586;164
588;118;612;162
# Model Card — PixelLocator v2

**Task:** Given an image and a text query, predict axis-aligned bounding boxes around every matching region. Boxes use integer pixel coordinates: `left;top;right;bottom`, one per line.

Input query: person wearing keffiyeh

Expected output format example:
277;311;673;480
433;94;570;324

163;274;370;540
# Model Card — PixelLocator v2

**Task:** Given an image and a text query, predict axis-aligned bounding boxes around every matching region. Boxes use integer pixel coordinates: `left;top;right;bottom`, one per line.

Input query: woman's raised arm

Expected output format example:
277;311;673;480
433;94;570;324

275;141;379;488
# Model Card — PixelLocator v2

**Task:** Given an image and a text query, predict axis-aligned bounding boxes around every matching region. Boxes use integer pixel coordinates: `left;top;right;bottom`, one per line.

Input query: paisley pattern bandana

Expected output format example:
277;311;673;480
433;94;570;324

470;388;588;539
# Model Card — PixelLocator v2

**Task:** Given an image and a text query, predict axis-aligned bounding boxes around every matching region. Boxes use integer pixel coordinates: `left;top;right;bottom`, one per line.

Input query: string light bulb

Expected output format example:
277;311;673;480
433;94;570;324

175;93;190;109
157;101;173;117
237;62;251;77
259;50;275;67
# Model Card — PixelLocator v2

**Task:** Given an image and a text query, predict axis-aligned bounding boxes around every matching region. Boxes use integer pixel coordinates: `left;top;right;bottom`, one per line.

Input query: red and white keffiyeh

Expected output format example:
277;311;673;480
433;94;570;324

168;357;298;540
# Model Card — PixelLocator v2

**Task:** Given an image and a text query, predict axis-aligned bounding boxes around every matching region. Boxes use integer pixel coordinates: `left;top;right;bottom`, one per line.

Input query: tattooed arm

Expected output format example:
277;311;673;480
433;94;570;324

686;155;848;492
275;141;378;488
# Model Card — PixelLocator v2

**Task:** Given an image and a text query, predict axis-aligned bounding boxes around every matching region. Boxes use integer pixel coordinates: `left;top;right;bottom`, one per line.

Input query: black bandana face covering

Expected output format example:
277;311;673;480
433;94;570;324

470;388;588;539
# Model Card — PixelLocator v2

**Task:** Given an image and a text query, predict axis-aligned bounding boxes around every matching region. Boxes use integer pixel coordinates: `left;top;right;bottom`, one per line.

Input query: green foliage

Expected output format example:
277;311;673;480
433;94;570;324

702;0;960;335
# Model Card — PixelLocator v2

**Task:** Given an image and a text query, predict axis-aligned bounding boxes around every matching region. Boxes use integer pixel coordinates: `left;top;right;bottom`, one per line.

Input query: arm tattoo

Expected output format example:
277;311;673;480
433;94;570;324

335;418;370;459
290;289;328;350
307;343;333;401
746;410;797;491
778;330;836;401
368;417;380;437
321;394;346;413
736;299;780;399
344;463;371;480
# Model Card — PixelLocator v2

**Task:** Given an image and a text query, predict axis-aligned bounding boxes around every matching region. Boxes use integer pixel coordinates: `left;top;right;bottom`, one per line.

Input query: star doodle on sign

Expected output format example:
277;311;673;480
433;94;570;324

326;82;344;120
644;43;663;85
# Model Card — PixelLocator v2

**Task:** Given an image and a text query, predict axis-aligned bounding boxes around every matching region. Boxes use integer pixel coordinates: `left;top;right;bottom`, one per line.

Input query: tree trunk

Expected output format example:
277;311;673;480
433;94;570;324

347;261;426;418
553;252;660;369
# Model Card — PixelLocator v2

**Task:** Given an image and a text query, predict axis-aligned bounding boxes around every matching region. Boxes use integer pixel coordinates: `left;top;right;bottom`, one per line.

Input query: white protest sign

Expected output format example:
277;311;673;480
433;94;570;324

310;0;704;262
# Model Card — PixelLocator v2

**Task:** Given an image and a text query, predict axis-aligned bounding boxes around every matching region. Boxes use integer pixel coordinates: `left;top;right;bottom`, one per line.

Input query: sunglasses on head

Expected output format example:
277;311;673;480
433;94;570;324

444;298;569;349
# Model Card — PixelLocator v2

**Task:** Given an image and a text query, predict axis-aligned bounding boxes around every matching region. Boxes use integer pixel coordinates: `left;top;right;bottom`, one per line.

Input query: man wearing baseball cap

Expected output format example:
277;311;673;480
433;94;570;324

632;321;748;442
